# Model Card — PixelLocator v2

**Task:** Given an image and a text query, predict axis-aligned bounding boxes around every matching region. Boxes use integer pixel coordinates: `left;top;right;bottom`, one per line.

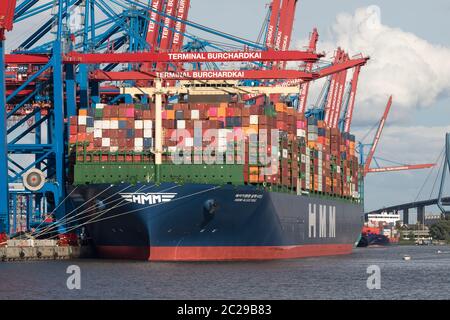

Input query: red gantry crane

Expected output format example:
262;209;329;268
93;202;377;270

298;28;319;113
342;65;362;133
362;96;435;176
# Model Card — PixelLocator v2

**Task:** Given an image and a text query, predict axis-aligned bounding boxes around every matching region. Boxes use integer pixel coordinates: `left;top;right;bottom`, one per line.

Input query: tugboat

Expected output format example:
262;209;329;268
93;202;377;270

357;225;391;247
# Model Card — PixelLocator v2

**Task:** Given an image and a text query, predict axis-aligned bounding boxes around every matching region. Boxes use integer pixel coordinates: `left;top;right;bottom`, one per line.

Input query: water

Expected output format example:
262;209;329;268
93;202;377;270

1;245;449;300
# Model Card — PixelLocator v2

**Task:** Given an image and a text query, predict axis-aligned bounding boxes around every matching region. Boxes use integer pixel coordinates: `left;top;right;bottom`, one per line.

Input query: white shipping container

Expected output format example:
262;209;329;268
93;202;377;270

282;149;288;159
143;120;153;129
94;129;102;138
296;129;306;137
301;154;306;163
110;120;119;130
134;146;143;152
110;146;119;152
94;120;102;129
102;120;111;129
135;120;143;130
177;120;186;129
191;110;200;120
78;116;87;125
250;115;259;125
135;138;143;147
102;138;110;147
143;129;153;138
95;103;106;109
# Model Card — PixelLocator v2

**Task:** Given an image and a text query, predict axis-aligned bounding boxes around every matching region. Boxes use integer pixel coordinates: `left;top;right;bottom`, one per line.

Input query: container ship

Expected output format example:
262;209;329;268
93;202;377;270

68;84;364;261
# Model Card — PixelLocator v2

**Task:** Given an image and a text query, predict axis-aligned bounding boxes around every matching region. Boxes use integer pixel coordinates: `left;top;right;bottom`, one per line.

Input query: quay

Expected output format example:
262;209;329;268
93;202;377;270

0;240;82;262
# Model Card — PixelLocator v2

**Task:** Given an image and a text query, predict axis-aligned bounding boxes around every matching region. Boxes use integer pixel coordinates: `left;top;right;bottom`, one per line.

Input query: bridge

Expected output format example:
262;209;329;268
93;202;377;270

368;197;450;225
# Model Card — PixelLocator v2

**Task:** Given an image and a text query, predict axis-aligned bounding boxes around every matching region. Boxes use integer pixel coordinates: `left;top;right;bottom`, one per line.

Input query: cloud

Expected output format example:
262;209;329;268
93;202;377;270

300;6;450;126
353;125;450;164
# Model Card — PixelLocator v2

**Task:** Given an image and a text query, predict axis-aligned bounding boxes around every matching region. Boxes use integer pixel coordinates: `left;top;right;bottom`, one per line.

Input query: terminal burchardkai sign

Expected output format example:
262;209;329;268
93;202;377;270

61;50;322;64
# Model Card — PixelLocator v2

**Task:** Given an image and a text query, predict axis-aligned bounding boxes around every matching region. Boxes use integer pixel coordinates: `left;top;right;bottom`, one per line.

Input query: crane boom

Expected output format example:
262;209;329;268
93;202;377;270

155;0;178;71
280;0;298;69
363;96;393;176
140;0;164;81
324;49;342;125
266;0;281;49
298;28;319;113
367;164;435;174
331;53;349;128
172;0;190;52
343;65;361;133
274;0;290;51
0;0;16;35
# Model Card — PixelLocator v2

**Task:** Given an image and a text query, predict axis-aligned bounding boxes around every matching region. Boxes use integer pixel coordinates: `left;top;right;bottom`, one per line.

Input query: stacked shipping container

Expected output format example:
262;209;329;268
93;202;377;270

69;100;360;199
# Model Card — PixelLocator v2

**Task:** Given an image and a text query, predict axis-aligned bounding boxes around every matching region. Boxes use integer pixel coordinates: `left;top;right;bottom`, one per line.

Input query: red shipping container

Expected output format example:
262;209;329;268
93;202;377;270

94;138;102;148
70;126;78;135
118;129;127;139
102;130;110;138
118;107;127;118
109;130;118;138
135;129;143;138
110;106;119;118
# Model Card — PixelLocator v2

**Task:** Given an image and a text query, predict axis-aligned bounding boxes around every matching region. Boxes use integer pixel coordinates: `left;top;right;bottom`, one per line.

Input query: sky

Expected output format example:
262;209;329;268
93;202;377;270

188;0;450;217
6;1;450;219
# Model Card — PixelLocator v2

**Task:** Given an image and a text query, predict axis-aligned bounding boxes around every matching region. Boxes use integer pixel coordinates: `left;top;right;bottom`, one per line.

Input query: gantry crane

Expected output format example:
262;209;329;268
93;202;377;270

0;0;17;234
1;0;371;237
360;96;435;177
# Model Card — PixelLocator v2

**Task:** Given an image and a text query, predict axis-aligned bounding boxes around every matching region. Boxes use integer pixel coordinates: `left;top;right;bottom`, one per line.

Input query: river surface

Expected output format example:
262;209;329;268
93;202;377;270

1;245;449;300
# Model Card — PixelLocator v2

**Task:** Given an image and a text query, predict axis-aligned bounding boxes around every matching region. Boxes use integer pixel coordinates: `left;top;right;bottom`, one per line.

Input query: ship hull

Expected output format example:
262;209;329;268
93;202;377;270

70;183;364;261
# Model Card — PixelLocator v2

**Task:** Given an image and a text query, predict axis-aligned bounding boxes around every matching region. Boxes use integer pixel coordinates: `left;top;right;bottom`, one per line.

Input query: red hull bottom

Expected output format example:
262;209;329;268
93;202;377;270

96;244;354;261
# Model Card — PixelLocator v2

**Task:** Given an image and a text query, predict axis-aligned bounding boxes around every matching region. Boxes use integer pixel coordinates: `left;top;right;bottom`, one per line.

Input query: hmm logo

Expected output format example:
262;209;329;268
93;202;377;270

120;193;177;205
308;203;336;238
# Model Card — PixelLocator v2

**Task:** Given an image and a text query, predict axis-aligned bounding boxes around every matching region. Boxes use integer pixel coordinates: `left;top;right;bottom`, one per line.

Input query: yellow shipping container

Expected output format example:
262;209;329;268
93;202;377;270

166;110;175;120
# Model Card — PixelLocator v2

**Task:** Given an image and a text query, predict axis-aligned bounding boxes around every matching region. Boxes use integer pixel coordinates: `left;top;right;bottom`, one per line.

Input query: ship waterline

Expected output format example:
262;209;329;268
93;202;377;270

71;183;364;261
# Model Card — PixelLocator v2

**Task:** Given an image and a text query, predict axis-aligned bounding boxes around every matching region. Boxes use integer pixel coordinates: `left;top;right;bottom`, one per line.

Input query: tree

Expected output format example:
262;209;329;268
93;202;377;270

429;219;450;241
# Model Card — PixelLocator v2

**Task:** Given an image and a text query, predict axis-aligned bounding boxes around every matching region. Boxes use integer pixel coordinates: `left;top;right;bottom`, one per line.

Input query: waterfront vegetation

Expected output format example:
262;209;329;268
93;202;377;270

429;216;450;244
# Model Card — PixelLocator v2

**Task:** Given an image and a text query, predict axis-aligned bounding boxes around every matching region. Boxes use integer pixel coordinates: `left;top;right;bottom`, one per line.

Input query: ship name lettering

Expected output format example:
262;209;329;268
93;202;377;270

308;204;336;238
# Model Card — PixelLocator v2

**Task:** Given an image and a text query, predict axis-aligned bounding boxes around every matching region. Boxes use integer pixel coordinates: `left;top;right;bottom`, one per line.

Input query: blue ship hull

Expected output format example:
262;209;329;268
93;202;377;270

70;183;364;261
